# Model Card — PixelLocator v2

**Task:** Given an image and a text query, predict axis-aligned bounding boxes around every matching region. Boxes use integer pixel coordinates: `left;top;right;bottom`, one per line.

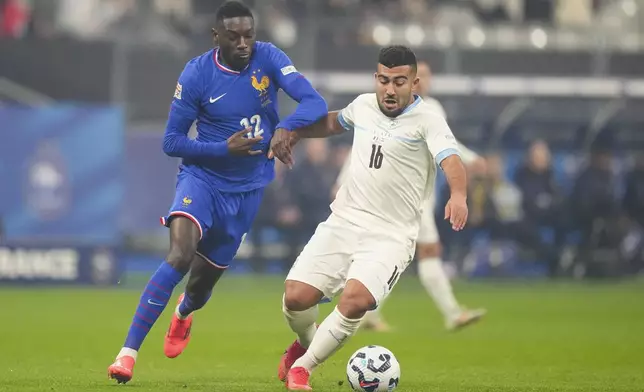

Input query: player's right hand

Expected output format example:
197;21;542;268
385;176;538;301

445;194;468;232
268;128;300;168
227;127;263;156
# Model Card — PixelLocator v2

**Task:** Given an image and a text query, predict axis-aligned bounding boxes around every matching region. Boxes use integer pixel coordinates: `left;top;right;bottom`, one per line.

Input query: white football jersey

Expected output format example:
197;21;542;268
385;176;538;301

335;96;479;192
332;93;460;241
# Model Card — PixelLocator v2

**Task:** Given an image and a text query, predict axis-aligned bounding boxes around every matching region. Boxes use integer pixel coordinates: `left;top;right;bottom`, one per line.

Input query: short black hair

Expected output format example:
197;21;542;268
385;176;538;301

216;1;253;24
378;45;417;70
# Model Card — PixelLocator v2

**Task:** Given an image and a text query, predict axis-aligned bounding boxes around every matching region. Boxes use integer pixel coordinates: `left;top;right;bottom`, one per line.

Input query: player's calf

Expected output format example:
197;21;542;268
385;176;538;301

280;281;324;381
107;217;200;383
287;280;370;381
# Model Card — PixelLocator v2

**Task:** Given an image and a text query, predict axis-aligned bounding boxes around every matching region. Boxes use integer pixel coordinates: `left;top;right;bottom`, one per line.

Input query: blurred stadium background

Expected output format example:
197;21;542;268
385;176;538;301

1;1;643;391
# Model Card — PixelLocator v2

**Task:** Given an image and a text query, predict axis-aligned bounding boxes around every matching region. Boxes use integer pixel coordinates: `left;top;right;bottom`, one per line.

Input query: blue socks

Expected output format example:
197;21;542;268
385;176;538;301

123;262;185;350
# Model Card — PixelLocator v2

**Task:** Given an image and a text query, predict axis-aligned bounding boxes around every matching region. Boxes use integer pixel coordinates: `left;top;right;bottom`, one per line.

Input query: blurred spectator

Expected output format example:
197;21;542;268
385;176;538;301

288;139;337;239
488;153;561;273
523;0;553;23
569;139;621;244
486;154;523;227
567;136;630;276
0;0;31;38
56;0;135;40
253;160;302;264
255;160;301;232
466;156;495;231
471;0;513;24
514;140;564;245
460;153;560;272
555;0;593;27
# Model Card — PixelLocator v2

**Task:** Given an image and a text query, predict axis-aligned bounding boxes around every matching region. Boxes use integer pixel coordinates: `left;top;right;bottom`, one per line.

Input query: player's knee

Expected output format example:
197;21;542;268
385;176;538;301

283;280;322;311
417;242;441;259
337;280;377;319
166;244;196;273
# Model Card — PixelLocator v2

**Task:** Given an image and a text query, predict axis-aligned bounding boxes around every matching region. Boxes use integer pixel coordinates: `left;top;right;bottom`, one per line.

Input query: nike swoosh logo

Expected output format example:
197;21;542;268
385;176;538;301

147;299;163;306
209;93;226;104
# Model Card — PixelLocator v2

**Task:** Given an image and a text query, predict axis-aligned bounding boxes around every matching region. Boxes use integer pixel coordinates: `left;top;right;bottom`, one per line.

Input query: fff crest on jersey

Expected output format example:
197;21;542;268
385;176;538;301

251;69;272;107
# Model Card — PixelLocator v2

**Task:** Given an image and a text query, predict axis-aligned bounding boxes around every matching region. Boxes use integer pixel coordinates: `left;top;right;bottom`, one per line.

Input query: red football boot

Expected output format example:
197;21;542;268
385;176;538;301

285;367;312;391
164;293;193;358
278;339;307;381
107;355;135;384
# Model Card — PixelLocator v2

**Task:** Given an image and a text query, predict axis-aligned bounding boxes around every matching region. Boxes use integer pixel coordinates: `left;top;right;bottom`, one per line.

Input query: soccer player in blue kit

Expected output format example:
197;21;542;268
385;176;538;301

108;1;328;384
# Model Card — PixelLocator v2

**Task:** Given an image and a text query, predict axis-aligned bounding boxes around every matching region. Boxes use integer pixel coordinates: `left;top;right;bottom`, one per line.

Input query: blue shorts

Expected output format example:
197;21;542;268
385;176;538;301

160;170;264;268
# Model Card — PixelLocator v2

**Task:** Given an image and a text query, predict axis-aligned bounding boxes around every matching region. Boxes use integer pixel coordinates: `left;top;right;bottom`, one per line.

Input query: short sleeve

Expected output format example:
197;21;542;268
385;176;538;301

170;60;203;119
265;43;302;89
424;112;460;166
337;96;362;131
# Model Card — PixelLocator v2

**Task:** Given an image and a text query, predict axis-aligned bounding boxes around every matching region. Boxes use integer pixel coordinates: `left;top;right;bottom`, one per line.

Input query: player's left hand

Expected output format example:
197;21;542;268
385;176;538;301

268;128;300;168
445;194;468;231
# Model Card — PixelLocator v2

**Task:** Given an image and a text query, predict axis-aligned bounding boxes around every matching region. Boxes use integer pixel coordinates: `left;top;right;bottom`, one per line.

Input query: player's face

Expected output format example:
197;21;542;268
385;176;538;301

415;62;431;97
374;63;419;118
213;16;256;70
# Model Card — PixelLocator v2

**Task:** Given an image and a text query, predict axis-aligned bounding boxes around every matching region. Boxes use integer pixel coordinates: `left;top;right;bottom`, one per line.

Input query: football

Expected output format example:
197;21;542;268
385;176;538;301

346;345;401;391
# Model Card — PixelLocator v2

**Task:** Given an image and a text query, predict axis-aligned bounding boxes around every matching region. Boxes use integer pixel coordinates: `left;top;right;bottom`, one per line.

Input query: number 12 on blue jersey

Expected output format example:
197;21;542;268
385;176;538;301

240;115;264;138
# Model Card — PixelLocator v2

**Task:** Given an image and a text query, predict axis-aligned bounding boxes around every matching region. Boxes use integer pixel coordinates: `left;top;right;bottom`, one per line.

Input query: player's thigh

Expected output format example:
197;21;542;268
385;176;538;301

286;215;358;301
417;193;440;244
348;235;415;308
417;212;440;244
161;170;216;242
196;188;262;268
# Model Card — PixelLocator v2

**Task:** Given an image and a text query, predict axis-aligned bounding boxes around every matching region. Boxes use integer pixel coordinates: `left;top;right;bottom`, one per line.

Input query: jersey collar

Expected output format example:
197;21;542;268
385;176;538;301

401;95;422;115
213;48;249;75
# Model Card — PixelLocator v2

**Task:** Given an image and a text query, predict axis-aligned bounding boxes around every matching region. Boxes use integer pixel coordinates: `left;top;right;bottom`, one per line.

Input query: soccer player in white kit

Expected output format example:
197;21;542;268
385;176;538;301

270;46;469;391
352;60;486;332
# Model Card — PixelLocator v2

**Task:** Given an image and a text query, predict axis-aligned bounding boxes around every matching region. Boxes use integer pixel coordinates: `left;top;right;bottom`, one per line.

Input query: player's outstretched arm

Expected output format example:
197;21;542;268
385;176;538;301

294;111;346;138
269;111;345;166
440;155;468;231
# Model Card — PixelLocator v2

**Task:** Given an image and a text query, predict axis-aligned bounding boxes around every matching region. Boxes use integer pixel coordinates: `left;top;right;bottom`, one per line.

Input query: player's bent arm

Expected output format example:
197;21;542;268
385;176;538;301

162;108;228;158
163;60;229;159
265;44;328;131
277;77;329;131
293;111;346;139
440;155;467;198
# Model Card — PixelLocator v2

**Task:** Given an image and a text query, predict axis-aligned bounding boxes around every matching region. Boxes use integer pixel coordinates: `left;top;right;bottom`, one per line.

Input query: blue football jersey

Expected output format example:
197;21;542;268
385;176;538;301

170;42;303;192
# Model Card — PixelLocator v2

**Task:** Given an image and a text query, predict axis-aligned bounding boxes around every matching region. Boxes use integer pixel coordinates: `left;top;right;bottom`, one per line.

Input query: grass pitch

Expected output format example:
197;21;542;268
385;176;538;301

1;276;643;391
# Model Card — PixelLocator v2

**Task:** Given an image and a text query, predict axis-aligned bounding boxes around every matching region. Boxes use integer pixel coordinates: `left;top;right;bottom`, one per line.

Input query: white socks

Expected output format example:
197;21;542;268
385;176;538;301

292;306;362;371
418;257;462;320
282;298;319;349
117;347;138;361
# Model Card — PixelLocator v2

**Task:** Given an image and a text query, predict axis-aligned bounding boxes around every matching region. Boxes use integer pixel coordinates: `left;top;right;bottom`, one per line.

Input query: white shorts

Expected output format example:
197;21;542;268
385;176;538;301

417;192;440;244
286;213;415;307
